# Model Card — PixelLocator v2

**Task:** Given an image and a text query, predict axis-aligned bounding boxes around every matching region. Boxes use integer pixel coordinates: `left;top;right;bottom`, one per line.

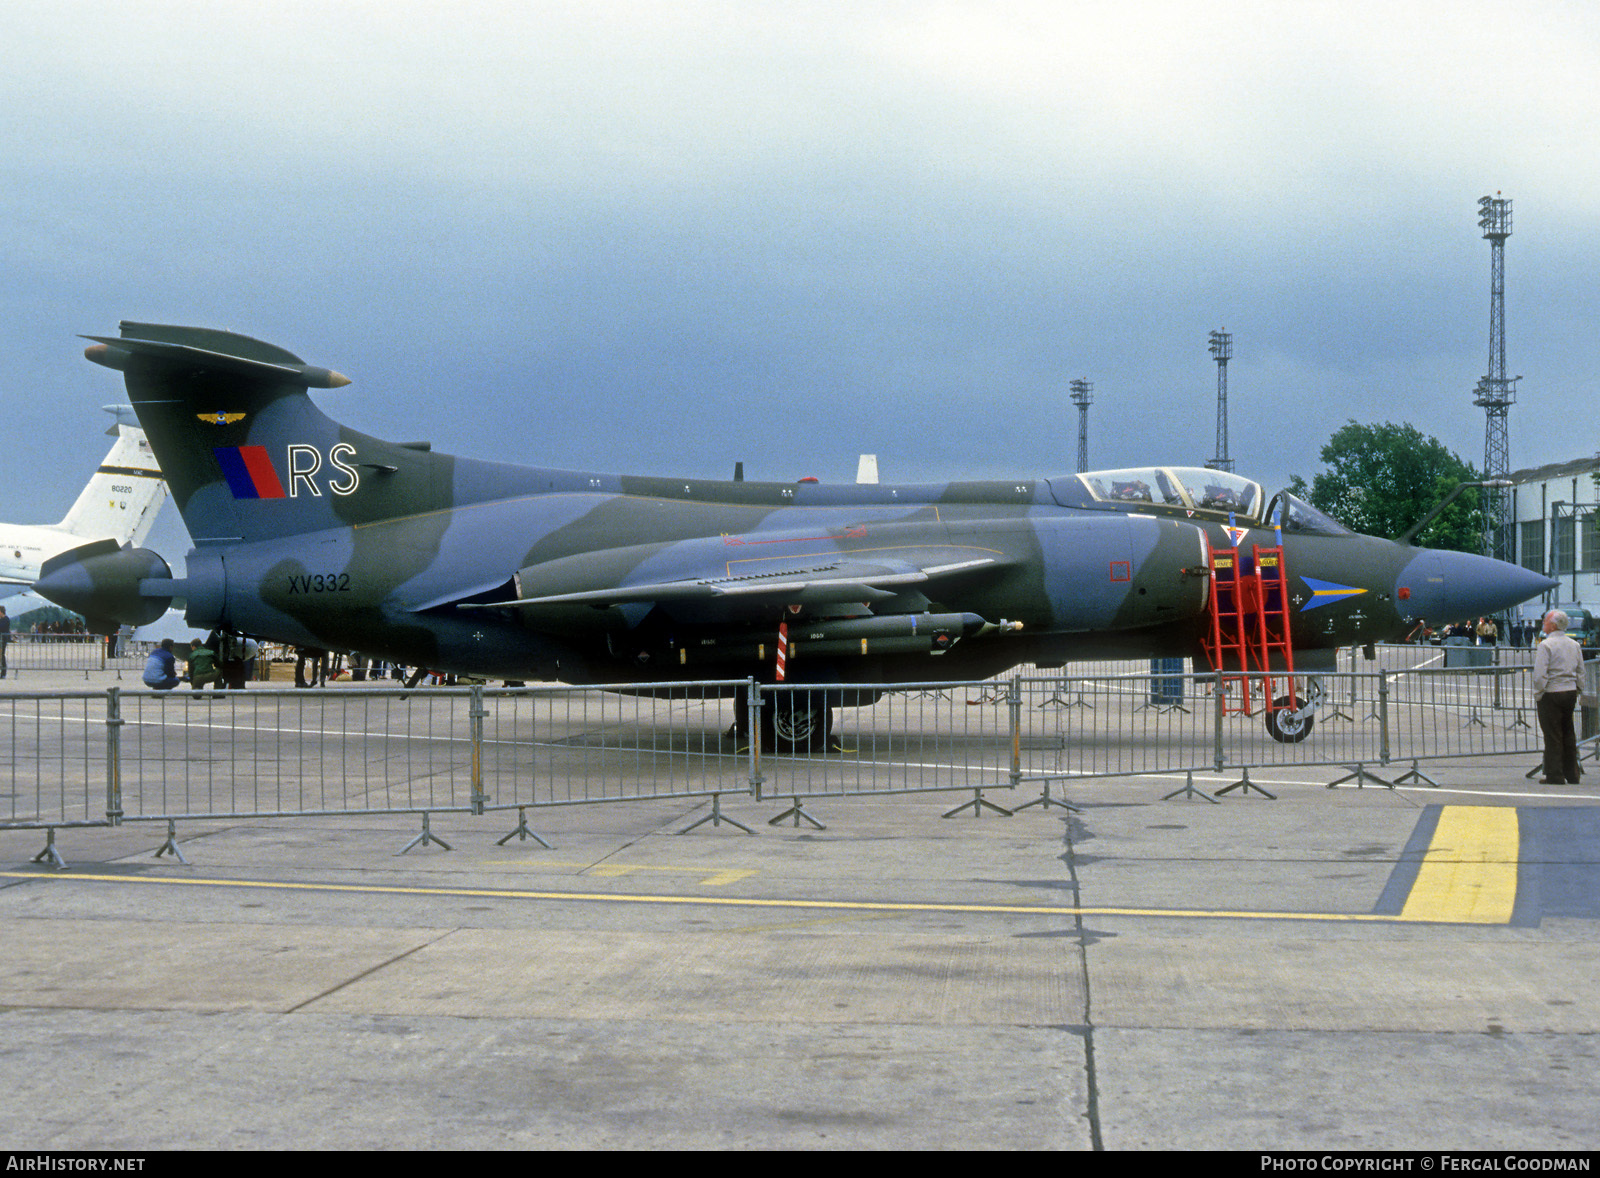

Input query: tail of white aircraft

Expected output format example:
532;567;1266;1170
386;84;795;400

56;417;167;548
0;409;168;593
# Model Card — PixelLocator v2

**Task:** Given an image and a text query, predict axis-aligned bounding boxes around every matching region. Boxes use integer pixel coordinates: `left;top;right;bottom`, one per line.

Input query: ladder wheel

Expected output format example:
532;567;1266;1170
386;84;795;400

1264;694;1313;744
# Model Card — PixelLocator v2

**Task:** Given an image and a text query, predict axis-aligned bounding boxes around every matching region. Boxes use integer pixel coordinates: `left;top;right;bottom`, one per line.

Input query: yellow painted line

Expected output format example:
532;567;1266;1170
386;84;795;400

1;870;1417;924
1399;805;1519;924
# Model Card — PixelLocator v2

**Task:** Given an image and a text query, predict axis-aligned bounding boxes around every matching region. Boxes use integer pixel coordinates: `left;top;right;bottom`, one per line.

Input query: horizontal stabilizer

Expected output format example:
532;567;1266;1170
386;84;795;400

82;335;351;390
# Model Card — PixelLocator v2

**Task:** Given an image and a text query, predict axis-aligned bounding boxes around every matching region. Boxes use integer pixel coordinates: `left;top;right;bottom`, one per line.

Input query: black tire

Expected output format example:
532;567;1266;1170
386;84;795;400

1264;694;1313;744
764;692;833;753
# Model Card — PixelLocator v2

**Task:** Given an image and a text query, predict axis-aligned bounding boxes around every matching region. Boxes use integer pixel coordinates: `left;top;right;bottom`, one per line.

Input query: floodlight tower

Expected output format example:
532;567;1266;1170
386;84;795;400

1206;329;1234;472
1069;378;1093;473
1473;194;1518;562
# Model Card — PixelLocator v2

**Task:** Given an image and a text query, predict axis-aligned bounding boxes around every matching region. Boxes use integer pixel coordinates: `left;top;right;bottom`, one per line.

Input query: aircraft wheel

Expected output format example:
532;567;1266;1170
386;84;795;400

1264;694;1313;744
765;693;833;753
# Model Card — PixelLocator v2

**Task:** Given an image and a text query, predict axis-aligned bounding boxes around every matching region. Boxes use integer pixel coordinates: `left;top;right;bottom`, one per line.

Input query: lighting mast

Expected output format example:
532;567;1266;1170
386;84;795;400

1070;379;1093;473
1206;329;1234;472
1473;193;1518;561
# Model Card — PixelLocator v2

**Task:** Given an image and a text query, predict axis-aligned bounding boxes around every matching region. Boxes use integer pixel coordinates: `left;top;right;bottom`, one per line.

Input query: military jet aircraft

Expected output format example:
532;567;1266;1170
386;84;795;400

37;322;1554;747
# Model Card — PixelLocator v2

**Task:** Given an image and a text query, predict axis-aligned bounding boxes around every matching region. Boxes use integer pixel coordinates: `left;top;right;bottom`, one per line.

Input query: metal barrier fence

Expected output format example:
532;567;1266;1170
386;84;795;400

0;661;1552;847
760;682;1016;821
2;634;127;676
478;682;754;811
0;691;107;828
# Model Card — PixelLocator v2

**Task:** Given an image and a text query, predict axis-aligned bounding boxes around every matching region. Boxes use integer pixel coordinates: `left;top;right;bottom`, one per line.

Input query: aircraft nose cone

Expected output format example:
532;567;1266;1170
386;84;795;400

1398;548;1557;622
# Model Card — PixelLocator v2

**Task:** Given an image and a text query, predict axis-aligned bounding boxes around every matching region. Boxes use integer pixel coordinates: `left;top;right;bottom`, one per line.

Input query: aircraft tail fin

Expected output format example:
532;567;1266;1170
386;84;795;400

56;417;169;548
83;322;446;546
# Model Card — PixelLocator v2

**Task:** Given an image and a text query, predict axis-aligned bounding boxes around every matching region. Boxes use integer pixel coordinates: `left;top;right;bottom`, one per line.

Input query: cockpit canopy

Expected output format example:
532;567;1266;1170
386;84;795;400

1053;466;1354;536
1072;466;1263;521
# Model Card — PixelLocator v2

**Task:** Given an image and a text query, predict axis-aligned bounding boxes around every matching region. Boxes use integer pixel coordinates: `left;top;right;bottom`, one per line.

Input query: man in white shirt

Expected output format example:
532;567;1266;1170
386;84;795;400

1533;609;1584;785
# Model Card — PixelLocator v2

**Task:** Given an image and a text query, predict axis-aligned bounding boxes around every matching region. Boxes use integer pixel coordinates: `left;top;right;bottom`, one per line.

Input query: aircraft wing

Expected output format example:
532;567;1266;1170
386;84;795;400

465;556;1008;613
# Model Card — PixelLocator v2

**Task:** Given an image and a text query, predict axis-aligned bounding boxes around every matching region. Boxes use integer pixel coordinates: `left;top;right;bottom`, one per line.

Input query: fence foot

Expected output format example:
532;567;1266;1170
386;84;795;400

1393;760;1441;787
496;807;553;848
1015;781;1083;812
1162;771;1221;803
765;796;823;831
397;812;452;855
1038;685;1093;710
1215;768;1276;799
1327;763;1395;790
942;789;1014;818
682;793;756;835
31;827;67;870
154;819;189;864
1508;709;1531;730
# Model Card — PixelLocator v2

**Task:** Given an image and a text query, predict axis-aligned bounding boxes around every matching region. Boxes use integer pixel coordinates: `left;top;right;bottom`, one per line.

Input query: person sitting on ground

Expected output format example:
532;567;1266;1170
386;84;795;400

142;638;181;691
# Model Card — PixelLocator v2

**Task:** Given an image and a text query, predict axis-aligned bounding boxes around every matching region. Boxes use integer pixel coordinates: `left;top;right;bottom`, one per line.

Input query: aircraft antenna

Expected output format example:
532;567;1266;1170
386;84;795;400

1206;330;1234;473
1069;378;1093;473
1472;193;1518;562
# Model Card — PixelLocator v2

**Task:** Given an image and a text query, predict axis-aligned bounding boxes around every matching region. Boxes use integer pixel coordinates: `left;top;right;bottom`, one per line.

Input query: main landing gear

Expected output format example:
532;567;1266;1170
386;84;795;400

734;687;835;753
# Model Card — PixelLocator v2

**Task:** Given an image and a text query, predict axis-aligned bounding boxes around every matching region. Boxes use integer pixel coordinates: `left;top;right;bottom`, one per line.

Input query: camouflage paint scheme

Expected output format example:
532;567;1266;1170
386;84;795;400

38;323;1555;693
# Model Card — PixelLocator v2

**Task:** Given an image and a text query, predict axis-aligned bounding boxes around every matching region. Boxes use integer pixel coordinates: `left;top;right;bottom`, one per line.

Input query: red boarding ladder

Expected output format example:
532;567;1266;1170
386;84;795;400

1249;544;1298;712
1201;541;1298;715
1202;545;1253;714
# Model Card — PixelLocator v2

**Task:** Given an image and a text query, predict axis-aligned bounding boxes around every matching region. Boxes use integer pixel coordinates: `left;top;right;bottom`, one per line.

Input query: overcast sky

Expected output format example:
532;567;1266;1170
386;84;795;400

3;0;1597;563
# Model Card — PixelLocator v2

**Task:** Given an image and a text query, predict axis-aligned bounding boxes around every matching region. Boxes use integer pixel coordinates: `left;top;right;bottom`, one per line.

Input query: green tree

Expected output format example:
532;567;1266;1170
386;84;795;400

1290;421;1483;552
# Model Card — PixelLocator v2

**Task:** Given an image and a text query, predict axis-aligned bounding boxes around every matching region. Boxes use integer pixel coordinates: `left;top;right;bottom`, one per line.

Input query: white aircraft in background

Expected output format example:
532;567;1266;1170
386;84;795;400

0;406;167;593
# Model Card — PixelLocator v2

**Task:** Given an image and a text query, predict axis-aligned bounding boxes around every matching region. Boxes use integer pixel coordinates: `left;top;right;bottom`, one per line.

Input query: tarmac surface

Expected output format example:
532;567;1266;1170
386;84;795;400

1;664;1598;1150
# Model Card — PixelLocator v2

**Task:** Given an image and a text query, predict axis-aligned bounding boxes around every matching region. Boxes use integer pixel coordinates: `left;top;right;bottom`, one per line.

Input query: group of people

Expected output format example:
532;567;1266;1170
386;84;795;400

141;633;257;692
1404;616;1502;645
141;637;432;692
